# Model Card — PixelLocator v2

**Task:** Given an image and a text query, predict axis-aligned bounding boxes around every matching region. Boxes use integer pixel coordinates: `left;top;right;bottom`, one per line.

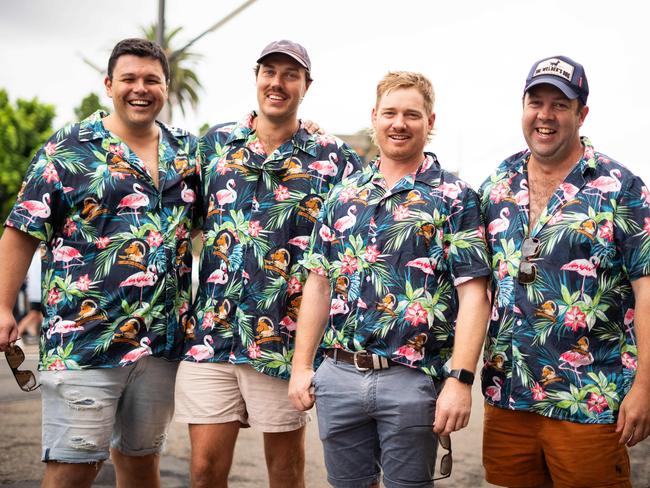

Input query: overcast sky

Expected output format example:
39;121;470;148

2;0;649;188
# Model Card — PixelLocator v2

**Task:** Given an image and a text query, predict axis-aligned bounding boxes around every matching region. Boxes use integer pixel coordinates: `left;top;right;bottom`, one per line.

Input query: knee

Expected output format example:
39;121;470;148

268;449;305;480
191;454;229;487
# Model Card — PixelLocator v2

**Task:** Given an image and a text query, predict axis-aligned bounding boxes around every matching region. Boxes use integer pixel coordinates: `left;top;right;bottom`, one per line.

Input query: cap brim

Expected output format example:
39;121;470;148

257;50;309;71
525;77;579;100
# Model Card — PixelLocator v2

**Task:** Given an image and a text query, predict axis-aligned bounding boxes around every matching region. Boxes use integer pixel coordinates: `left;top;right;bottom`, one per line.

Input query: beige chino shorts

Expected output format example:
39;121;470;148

174;361;309;432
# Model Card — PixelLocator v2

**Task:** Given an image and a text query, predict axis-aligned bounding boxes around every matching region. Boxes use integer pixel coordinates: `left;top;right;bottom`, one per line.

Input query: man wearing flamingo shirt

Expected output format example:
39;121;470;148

289;71;490;487
480;55;650;487
0;38;199;487
174;40;361;488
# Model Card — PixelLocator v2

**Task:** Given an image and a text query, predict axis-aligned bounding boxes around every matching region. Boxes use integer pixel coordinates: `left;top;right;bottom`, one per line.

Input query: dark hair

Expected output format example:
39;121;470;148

107;38;170;83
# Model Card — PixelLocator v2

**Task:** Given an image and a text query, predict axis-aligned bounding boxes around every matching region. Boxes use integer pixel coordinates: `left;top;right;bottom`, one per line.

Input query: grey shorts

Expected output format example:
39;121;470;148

314;357;439;488
39;356;178;463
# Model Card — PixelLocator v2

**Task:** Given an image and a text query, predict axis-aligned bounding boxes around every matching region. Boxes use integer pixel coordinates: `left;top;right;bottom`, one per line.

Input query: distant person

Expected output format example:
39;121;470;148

480;55;650;487
0;38;199;488
289;71;490;487
16;249;43;343
173;40;362;487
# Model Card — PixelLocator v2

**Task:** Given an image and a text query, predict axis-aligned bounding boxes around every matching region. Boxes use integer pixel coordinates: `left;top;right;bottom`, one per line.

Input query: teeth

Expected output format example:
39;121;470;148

269;95;285;100
390;135;409;140
130;100;150;106
537;128;555;134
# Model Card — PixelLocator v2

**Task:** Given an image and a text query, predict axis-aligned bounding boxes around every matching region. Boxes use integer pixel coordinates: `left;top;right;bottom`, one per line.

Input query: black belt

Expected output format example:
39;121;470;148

324;349;390;371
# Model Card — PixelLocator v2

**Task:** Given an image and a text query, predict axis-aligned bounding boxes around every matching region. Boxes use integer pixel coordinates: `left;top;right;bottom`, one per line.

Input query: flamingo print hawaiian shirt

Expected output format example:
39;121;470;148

5;110;200;370
480;137;650;423
183;111;362;379
302;153;490;379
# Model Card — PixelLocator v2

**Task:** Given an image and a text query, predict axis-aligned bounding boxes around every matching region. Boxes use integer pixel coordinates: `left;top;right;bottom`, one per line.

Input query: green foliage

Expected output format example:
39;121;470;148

142;24;202;118
0;89;55;224
74;92;109;120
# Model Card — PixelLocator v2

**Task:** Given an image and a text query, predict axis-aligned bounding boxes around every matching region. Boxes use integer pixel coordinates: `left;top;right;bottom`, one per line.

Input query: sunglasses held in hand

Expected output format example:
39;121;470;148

4;343;40;392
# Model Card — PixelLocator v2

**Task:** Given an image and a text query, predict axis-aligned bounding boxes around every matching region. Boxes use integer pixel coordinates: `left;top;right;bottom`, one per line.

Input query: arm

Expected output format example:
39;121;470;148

617;275;650;446
0;227;41;351
288;272;331;411
433;276;489;435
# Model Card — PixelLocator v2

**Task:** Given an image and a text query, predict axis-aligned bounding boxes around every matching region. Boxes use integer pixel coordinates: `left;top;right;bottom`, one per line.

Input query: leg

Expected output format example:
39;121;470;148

41;461;102;488
483;404;551;488
111;449;160;488
189;422;240;488
174;361;249;488
111;357;178;488
263;426;306;488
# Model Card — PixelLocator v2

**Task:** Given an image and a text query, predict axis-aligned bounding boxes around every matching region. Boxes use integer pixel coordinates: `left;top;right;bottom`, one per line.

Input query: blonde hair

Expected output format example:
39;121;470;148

375;71;435;115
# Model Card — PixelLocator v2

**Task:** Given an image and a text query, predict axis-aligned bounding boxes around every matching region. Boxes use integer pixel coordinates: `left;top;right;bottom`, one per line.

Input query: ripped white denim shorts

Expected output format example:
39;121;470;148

39;356;178;463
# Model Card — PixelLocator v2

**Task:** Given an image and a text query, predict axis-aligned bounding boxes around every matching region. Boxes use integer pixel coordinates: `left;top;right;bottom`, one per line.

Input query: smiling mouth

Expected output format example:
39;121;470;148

388;134;410;141
267;92;287;102
128;100;152;107
536;127;556;135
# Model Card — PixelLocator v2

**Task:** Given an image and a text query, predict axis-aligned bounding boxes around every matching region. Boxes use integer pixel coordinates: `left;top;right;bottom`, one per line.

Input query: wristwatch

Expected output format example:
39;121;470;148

448;368;475;385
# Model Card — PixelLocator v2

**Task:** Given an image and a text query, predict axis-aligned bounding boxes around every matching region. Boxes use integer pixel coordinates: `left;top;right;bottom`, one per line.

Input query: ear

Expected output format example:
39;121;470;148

578;105;589;127
371;107;377;127
428;112;436;131
104;76;113;98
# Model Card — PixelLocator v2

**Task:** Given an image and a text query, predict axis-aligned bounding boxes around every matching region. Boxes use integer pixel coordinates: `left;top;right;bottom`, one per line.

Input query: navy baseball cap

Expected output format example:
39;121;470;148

257;39;311;72
524;55;589;105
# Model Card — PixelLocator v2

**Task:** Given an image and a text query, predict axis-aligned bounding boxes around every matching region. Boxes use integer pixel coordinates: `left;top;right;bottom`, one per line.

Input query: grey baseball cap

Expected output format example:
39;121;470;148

257;39;311;72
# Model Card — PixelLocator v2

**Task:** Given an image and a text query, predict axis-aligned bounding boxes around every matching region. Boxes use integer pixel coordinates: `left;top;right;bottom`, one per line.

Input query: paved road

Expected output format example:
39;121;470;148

1;342;649;487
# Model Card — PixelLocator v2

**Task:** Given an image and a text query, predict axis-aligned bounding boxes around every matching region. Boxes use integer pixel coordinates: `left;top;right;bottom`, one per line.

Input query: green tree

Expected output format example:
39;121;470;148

142;24;202;119
0;89;55;224
74;92;109;120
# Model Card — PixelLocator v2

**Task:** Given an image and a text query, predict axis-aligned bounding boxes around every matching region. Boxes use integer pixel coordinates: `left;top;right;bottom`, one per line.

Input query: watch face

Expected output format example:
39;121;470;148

451;369;474;385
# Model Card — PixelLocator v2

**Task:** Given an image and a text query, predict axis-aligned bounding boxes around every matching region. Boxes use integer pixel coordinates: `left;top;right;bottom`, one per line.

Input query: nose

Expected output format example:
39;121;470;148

132;78;147;93
392;114;407;129
537;103;554;121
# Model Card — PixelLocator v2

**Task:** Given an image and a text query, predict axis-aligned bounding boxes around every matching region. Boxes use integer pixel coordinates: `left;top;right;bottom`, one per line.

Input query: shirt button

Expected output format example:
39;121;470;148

366;276;371;282
371;238;376;243
359;315;364;322
517;320;522;326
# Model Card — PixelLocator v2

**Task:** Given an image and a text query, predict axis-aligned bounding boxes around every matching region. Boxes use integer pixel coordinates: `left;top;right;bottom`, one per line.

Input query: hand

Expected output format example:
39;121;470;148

288;366;315;411
301;119;324;135
433;378;472;435
0;309;19;352
616;382;650;446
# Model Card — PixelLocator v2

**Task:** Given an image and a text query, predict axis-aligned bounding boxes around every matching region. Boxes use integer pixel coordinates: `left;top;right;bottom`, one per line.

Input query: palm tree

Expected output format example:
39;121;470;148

143;24;202;121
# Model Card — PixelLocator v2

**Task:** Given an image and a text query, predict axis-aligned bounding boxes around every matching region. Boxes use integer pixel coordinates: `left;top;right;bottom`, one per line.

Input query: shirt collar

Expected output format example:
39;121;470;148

224;111;319;158
358;152;442;189
78;110;190;143
508;136;598;178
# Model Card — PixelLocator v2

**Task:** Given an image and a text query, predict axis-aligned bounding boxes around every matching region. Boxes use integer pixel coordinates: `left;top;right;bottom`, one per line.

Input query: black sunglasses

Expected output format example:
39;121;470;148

4;343;40;392
397;427;452;482
518;237;541;285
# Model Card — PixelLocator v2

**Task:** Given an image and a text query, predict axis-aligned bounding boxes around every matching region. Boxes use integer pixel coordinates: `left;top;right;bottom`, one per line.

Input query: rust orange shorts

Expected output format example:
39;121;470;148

483;404;631;488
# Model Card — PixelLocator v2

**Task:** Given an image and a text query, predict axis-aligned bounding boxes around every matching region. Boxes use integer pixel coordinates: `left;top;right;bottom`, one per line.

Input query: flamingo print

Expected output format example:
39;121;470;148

215;179;237;223
185;335;214;361
52;238;84;273
330;294;350;316
334;205;357;243
207;262;229;297
119;337;152;365
586;169;621;199
16;193;51;225
288;236;310;250
181;181;196;203
117;183;149;225
46;315;83;346
514;180;529;207
560;256;599;296
558;337;594;386
487;208;511;243
485;376;503;402
119;264;158;304
309;154;339;192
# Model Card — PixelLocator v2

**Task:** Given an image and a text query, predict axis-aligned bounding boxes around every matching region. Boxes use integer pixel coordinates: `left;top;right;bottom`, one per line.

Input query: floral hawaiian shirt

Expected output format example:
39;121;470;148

303;153;490;379
480;137;650;423
5;110;200;370
183;112;362;379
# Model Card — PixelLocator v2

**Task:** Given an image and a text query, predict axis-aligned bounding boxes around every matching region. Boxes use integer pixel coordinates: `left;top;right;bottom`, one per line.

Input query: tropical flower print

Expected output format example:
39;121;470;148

303;153;490;378
480;138;649;424
183;111;362;380
5;110;199;370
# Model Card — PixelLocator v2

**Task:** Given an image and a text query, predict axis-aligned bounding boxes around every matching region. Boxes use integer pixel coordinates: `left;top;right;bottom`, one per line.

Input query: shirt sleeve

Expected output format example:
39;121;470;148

444;184;491;284
614;174;650;280
4;138;66;242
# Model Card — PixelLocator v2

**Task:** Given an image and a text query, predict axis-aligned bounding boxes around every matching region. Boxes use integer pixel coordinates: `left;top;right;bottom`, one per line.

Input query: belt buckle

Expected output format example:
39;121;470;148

353;351;370;372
